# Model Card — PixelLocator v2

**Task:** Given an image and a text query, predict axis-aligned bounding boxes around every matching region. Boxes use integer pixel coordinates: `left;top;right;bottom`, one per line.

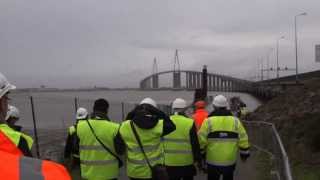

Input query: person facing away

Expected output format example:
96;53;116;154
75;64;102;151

64;107;88;170
76;98;125;180
5;105;34;152
163;98;202;180
120;97;176;180
192;100;208;131
0;72;71;180
198;95;250;180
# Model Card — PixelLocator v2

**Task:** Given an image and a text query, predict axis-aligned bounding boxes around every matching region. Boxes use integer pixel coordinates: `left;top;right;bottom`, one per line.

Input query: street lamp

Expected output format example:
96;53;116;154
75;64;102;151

266;48;273;80
276;36;285;80
294;12;307;84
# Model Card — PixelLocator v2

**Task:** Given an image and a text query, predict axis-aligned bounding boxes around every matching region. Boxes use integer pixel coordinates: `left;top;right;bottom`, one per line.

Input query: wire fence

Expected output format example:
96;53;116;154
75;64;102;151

243;120;293;180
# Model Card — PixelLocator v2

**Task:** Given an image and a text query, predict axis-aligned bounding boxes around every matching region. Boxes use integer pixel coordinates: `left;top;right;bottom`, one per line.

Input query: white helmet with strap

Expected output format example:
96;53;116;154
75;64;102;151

140;97;157;108
6;105;20;121
0;73;16;98
172;98;187;109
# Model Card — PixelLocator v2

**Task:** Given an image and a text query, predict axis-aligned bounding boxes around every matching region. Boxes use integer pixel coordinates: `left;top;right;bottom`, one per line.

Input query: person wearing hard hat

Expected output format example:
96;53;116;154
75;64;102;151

198;95;250;180
192;100;208;131
6;105;34;152
77;99;125;180
163;98;202;180
0;73;32;156
0;72;71;179
64;107;88;172
120;97;176;180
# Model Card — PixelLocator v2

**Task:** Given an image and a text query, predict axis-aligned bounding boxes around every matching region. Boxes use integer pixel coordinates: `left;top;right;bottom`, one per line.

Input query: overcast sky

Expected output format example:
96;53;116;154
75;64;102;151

1;0;319;88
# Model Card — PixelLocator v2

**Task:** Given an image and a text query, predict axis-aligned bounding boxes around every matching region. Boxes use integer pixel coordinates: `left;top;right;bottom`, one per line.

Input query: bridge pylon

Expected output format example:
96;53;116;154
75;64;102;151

152;57;159;89
173;49;181;88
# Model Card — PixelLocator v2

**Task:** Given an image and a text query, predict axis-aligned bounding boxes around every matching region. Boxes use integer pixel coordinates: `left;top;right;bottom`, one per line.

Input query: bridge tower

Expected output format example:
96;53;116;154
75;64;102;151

152;57;159;89
173;49;181;88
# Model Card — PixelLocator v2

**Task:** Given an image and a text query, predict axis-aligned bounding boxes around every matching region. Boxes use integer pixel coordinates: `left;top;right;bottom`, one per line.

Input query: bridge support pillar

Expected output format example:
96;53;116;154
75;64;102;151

152;75;159;89
209;76;212;91
173;72;181;89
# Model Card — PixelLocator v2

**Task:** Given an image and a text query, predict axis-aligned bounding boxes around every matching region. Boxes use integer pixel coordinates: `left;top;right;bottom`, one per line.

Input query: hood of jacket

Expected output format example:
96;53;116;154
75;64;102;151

130;104;168;129
209;108;233;117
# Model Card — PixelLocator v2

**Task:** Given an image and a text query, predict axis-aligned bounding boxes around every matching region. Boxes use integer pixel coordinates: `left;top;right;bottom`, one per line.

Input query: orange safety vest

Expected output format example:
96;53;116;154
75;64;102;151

0;130;23;155
0;131;71;180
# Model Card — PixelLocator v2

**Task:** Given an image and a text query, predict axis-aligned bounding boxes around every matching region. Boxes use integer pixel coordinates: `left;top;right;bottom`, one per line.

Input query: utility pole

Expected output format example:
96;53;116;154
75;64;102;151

294;12;307;84
276;36;285;81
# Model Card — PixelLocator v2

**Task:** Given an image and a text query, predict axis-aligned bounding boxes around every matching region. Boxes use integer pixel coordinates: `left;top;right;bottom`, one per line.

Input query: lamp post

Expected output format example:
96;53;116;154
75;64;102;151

266;48;273;80
276;36;285;80
294;12;307;84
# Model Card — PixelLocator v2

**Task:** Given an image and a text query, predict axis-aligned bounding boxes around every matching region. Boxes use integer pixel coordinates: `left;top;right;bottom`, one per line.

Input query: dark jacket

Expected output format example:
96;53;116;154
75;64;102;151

125;104;176;136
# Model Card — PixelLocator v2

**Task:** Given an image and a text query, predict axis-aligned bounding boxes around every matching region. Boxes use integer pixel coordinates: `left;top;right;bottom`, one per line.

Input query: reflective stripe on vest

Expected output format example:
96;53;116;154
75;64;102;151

162;138;189;143
0;126;23;155
79;145;105;151
80;159;118;166
77;119;120;180
163;115;194;166
119;120;163;179
128;143;160;152
205;116;240;166
20;156;44;180
0;151;71;180
164;149;192;154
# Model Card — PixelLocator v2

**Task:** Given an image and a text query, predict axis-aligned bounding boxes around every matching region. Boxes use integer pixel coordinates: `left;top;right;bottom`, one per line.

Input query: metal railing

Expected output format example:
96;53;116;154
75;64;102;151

243;120;293;180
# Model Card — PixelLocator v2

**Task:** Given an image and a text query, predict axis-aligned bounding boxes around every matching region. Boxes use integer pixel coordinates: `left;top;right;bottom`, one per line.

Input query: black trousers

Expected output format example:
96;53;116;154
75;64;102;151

207;164;235;180
130;178;152;180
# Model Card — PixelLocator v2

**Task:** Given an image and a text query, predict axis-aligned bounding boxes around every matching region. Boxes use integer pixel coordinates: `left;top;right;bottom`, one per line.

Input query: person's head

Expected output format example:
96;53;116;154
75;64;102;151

93;98;109;114
140;97;157;108
194;100;206;110
172;98;187;114
0;73;16;122
5;105;20;126
76;107;88;120
212;95;228;110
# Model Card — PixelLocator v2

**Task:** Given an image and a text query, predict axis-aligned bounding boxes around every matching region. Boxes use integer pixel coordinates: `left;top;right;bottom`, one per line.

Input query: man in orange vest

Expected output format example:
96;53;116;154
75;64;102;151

192;100;208;131
0;72;71;180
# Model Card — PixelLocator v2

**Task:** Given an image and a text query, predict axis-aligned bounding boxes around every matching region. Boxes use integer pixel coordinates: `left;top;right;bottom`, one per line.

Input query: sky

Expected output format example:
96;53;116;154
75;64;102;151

0;0;319;88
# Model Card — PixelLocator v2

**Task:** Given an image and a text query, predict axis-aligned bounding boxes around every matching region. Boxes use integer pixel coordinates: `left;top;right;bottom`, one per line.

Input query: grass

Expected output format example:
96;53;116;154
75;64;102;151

292;163;320;180
255;150;274;180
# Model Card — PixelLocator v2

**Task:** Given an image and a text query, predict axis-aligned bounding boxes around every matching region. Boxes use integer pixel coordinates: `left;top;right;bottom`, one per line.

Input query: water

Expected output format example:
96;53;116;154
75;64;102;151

10;90;261;129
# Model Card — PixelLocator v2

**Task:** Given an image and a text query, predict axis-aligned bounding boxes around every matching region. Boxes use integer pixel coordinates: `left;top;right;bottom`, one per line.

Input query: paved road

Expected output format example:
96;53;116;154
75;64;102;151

71;149;260;180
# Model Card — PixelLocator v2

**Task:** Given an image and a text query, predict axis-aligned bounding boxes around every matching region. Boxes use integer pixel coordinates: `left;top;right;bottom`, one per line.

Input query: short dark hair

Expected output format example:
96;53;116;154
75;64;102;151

93;98;109;112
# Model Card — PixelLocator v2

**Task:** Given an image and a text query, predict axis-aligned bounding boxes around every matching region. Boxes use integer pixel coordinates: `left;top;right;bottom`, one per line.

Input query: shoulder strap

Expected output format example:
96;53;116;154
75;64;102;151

86;120;122;164
130;121;153;169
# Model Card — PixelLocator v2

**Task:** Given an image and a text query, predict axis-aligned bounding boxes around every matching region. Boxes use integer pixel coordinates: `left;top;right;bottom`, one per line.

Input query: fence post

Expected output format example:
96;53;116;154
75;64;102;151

74;97;79;114
121;102;125;121
30;96;40;158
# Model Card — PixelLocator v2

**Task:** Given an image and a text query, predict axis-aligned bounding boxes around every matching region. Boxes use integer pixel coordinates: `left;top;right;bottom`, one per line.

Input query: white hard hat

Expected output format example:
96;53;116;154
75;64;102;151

76;107;88;119
172;98;187;109
212;95;228;108
5;105;20;120
0;73;16;98
140;97;157;108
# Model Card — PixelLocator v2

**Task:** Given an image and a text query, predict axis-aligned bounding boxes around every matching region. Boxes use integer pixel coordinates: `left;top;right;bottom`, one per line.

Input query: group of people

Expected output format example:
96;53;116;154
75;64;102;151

0;71;250;180
65;96;250;180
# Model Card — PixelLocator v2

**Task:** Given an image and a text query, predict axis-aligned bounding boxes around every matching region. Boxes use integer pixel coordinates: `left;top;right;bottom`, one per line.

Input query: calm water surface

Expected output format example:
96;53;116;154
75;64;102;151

11;90;261;129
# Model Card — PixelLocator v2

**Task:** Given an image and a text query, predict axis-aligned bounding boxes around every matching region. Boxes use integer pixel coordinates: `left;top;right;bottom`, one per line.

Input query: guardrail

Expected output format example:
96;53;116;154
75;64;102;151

242;120;293;180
